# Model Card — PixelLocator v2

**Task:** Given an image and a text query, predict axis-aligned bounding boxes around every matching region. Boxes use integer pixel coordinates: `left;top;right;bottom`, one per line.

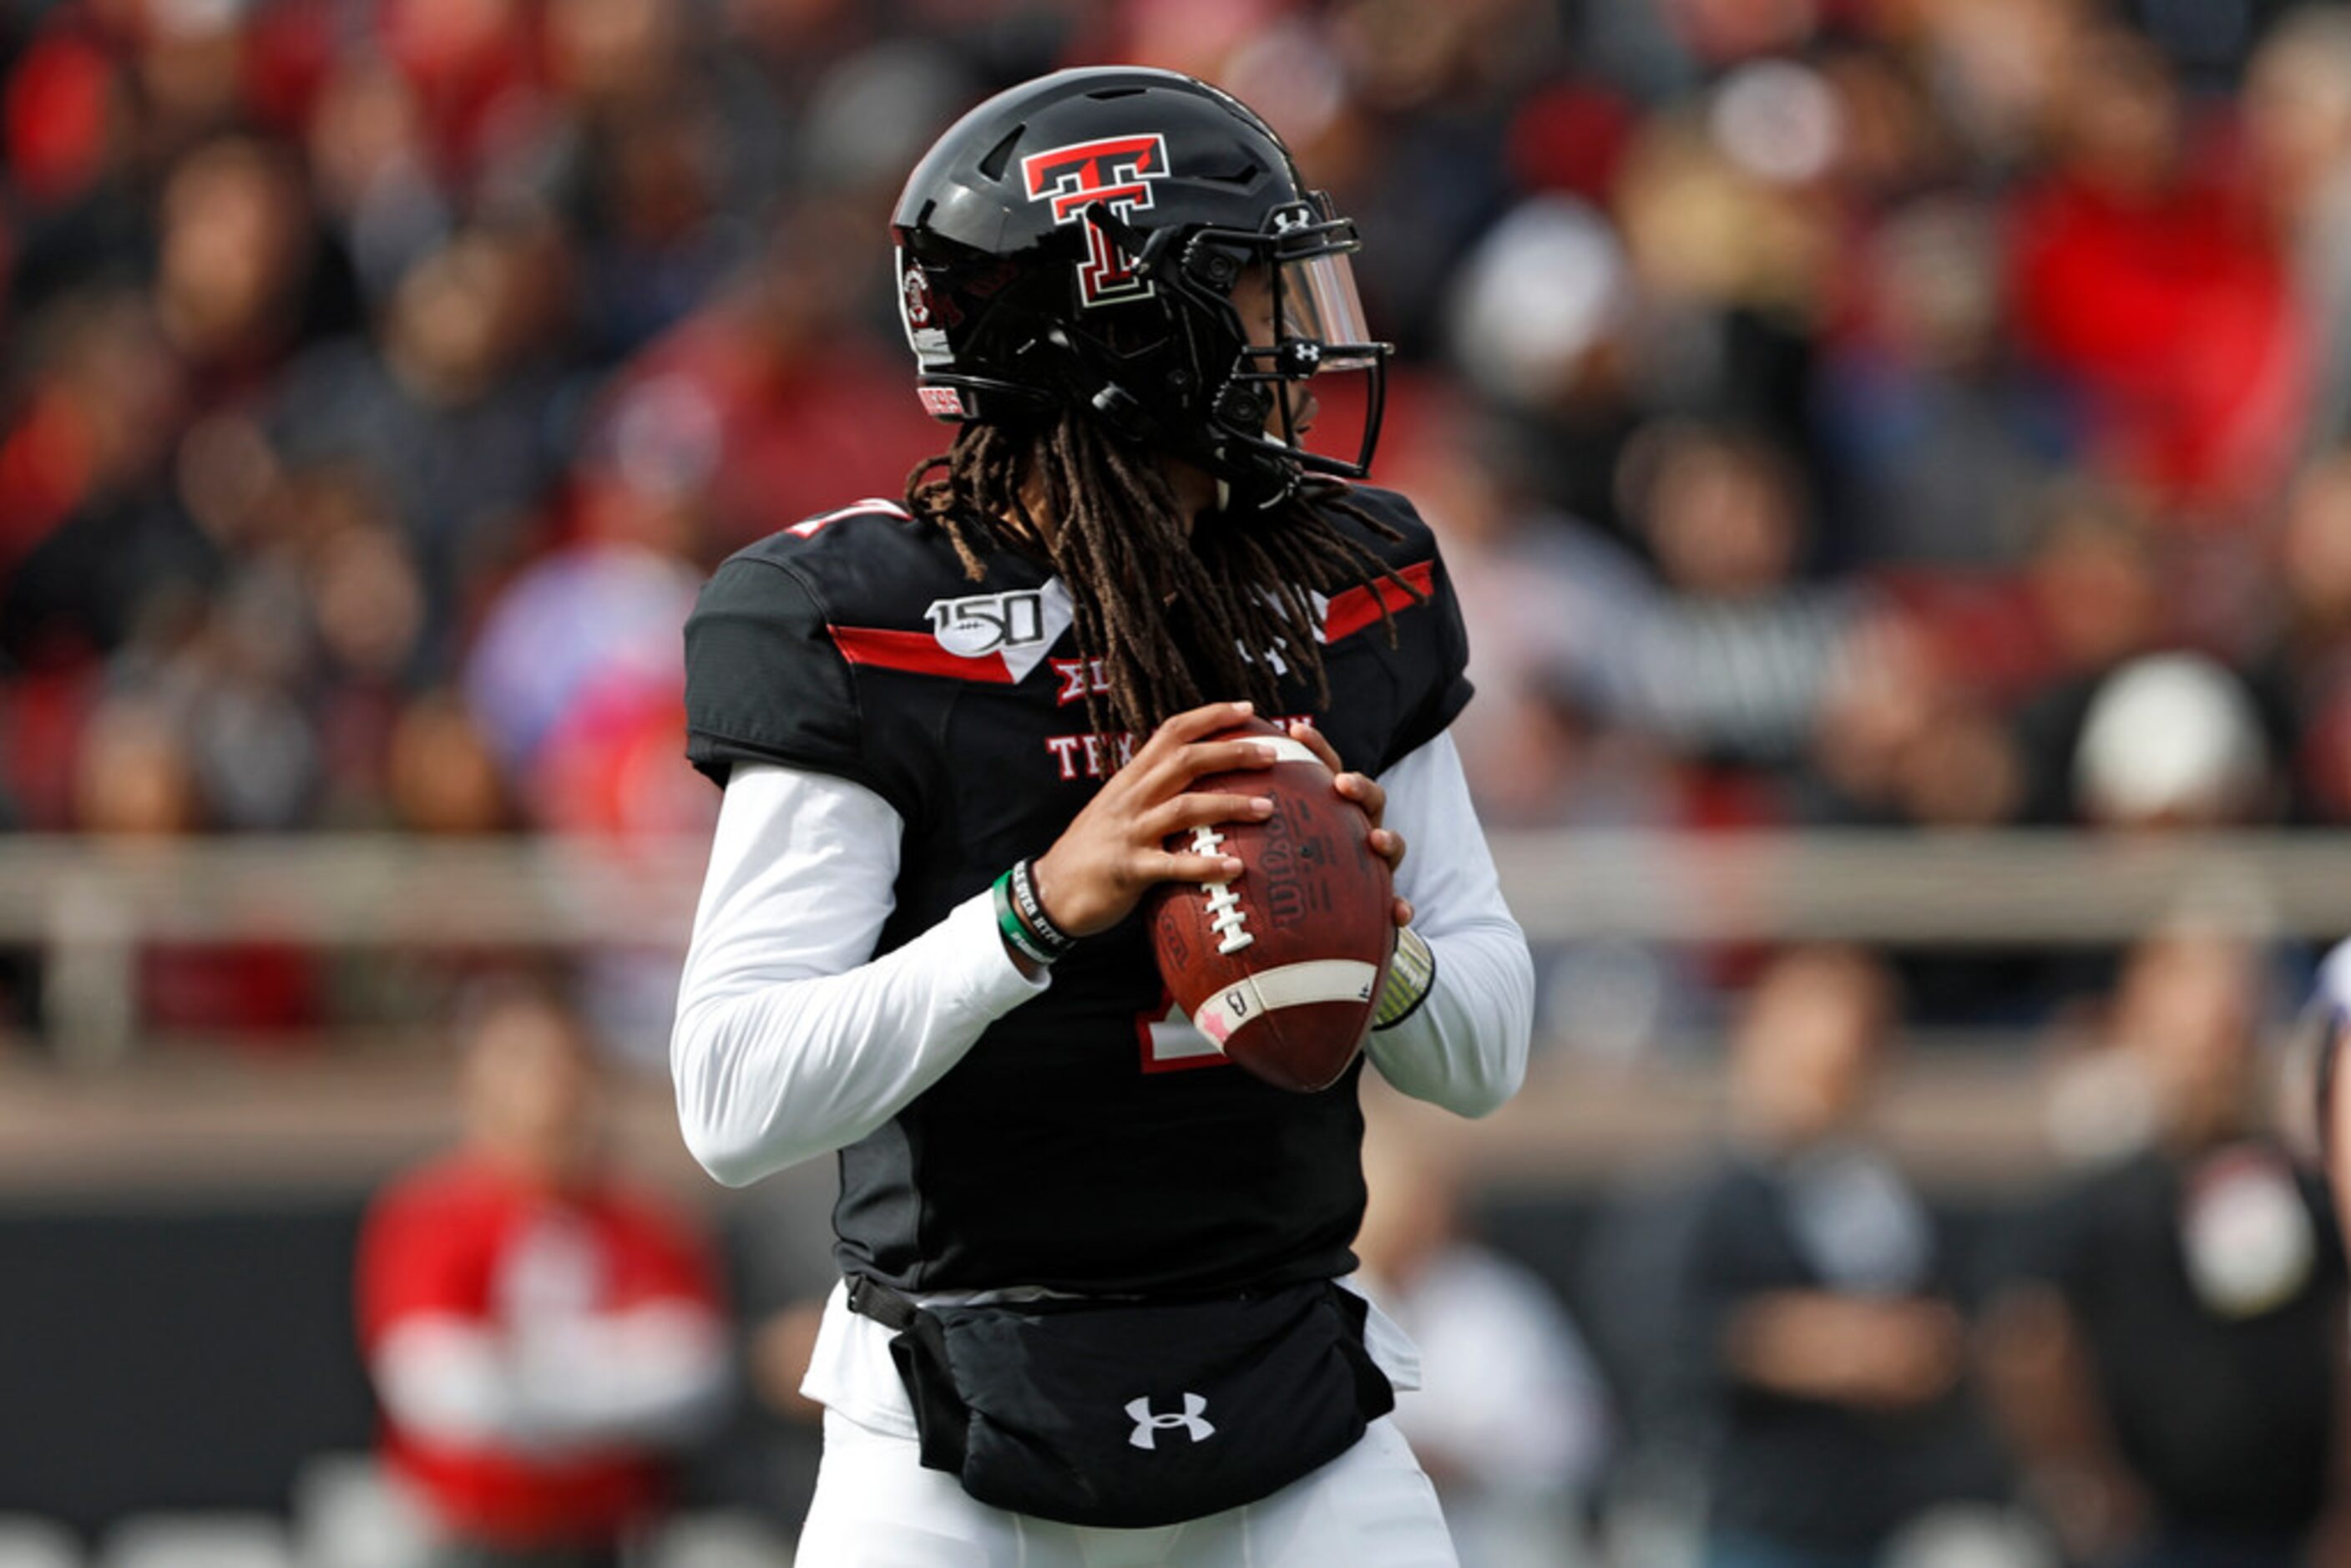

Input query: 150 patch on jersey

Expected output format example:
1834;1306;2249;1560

928;589;1048;657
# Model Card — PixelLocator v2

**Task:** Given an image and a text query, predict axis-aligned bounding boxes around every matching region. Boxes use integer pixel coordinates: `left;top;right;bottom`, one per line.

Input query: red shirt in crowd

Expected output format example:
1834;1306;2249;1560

2009;169;2309;518
356;1151;723;1547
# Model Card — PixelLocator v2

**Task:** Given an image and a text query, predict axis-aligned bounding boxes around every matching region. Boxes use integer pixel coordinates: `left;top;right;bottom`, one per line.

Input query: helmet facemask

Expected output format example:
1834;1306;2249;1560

1073;193;1389;510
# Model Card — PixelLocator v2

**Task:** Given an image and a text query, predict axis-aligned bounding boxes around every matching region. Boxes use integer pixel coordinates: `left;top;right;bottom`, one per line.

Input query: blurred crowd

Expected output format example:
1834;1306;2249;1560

11;0;2351;1023
1561;931;2350;1568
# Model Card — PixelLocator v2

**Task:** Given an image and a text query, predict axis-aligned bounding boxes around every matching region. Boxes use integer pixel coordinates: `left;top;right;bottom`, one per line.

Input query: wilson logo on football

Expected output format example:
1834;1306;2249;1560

1020;134;1169;308
927;589;1048;657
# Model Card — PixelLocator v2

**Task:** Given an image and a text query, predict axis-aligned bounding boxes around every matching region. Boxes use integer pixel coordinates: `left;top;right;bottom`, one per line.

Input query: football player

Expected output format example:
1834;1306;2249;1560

670;67;1534;1565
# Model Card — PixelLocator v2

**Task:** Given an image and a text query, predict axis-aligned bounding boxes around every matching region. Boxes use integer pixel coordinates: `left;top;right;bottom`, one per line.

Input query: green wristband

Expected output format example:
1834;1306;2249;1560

993;871;1059;968
1008;857;1078;959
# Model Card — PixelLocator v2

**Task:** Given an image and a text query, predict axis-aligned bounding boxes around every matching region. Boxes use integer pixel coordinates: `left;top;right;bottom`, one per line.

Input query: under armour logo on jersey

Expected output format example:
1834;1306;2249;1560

1125;1392;1215;1449
1021;134;1168;308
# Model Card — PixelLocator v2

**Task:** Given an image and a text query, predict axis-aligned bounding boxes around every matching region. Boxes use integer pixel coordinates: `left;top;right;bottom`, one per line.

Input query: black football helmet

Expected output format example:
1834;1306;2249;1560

892;67;1389;508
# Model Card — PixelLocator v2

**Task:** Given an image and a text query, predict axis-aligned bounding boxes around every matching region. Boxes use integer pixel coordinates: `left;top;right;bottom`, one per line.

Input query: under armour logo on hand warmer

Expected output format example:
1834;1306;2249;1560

1125;1393;1215;1449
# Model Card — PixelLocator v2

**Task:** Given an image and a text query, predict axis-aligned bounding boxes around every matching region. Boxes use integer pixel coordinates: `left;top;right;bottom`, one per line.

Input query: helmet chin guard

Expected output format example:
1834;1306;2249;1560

892;68;1391;508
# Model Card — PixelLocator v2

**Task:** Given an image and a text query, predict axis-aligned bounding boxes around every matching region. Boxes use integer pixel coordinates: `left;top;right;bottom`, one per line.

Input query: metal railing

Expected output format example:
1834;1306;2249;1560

7;828;2349;1061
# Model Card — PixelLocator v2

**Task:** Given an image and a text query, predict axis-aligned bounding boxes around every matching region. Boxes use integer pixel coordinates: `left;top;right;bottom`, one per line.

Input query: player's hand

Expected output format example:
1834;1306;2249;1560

1029;700;1277;938
1287;720;1412;929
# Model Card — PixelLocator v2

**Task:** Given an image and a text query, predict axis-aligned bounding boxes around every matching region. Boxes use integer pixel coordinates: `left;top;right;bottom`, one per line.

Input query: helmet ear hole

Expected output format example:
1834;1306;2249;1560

1216;385;1269;431
1185;242;1247;291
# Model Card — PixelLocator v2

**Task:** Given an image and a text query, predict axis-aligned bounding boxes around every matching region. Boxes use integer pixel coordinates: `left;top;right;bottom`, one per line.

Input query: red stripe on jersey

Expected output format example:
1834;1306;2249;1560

789;498;911;539
1323;559;1436;643
830;625;1016;682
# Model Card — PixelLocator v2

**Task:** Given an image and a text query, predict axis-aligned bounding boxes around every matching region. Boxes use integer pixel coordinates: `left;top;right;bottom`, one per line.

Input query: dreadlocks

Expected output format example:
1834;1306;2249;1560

907;412;1411;738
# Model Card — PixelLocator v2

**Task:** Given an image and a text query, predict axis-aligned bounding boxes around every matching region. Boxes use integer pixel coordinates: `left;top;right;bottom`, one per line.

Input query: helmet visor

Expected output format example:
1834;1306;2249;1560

1279;250;1379;373
1251;245;1385;478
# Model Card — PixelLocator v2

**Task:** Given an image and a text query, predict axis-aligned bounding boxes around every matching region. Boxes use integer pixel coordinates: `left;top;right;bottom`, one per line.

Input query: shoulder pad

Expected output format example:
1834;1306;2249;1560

728;498;1029;632
1318;483;1438;573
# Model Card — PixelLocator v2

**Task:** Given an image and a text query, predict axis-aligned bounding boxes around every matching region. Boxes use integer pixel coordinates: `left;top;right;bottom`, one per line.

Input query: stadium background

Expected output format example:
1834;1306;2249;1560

7;0;2351;1561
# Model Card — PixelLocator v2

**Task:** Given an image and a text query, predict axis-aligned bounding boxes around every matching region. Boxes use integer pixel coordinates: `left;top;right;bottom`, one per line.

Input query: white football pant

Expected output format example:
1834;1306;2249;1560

796;1410;1459;1567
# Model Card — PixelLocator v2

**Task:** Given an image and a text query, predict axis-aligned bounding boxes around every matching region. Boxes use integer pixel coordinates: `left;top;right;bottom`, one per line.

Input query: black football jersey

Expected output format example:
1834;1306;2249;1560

682;487;1472;1296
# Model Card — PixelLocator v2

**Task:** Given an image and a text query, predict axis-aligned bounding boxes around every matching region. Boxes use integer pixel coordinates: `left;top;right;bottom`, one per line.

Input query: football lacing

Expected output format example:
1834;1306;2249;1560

1186;825;1255;954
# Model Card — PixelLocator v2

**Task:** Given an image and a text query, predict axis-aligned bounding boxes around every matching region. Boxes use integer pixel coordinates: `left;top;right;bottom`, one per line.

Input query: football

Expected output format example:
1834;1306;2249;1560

1144;718;1395;1092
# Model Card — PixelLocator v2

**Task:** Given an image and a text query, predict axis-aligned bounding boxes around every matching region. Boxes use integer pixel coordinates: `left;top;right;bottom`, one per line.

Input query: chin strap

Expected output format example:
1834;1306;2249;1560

1077;374;1298;513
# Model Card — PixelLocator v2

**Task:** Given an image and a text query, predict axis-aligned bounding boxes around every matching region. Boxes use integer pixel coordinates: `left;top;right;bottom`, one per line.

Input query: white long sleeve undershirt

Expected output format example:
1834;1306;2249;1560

1360;735;1535;1117
669;731;1533;1191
